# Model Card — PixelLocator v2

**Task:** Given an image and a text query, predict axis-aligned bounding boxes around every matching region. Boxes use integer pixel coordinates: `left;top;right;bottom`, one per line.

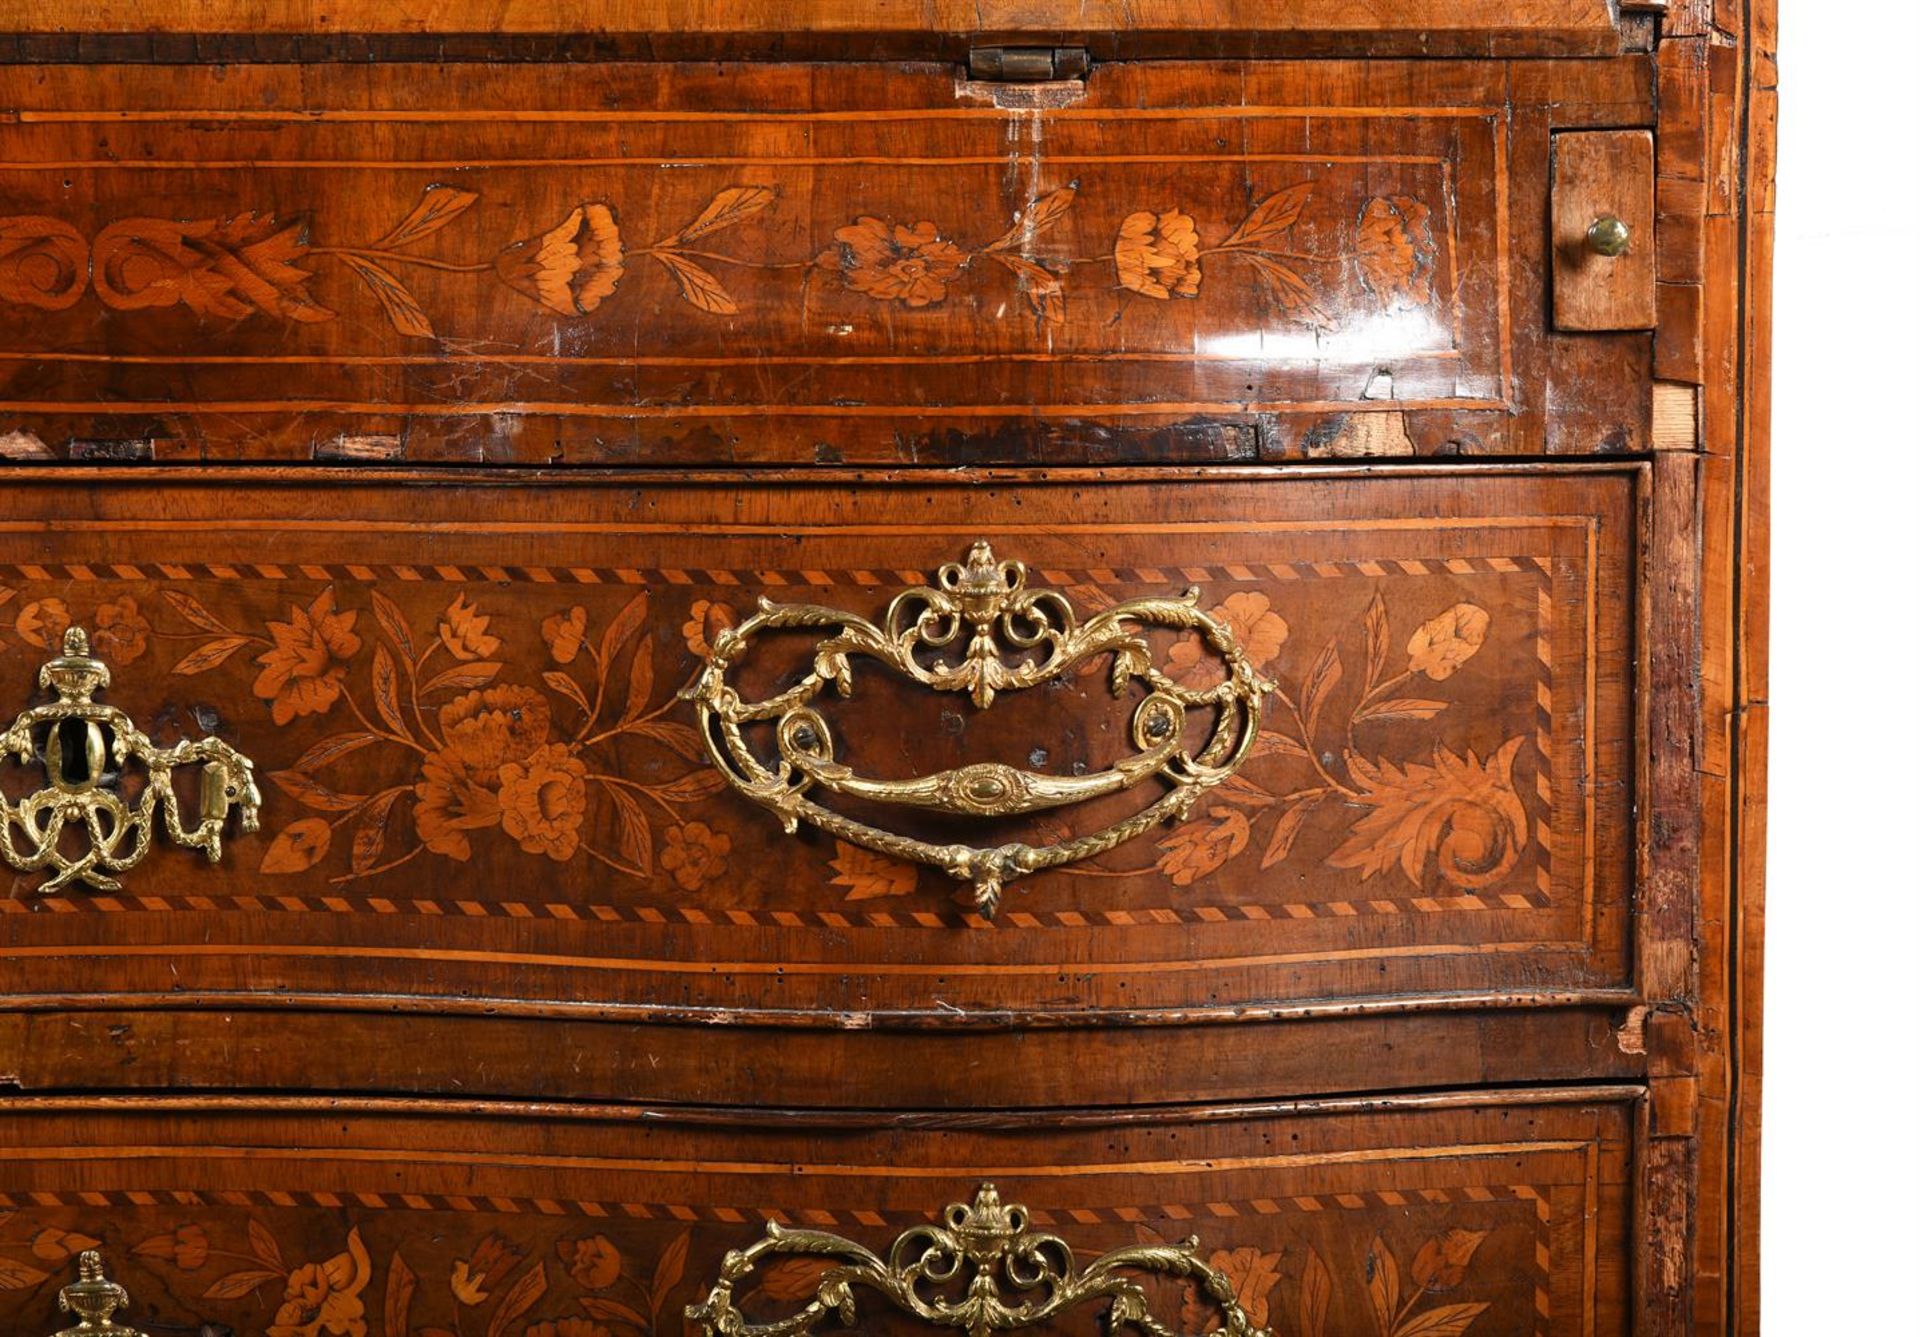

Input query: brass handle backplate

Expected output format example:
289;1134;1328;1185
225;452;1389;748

687;1182;1269;1337
685;542;1272;918
50;1251;146;1337
1;626;260;894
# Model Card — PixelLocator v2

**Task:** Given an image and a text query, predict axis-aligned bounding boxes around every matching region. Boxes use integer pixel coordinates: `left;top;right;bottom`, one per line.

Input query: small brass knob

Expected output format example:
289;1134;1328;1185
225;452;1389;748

1587;214;1632;258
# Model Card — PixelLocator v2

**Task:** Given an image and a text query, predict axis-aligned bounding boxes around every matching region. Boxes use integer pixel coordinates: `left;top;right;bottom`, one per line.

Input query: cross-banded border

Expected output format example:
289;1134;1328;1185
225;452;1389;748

0;1184;1552;1335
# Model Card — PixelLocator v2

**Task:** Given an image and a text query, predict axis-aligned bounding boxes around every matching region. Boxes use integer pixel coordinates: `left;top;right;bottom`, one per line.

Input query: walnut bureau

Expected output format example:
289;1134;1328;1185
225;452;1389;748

0;5;1772;1335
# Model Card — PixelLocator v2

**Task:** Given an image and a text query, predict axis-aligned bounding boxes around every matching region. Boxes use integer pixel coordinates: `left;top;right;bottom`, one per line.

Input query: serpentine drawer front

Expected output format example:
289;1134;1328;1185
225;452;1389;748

0;4;1773;1334
0;467;1636;1022
0;1093;1633;1337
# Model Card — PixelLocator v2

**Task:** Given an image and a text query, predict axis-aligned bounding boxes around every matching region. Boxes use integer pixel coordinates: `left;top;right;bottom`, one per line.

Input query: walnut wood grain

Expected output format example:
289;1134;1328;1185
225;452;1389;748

0;1092;1637;1336
0;465;1640;1027
0;1;1629;59
0;59;1656;463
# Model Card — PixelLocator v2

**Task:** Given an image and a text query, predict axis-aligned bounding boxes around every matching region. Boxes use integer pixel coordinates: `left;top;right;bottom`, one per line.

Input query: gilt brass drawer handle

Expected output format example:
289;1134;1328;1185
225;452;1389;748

687;1182;1269;1337
687;542;1273;918
2;627;260;894
50;1250;146;1337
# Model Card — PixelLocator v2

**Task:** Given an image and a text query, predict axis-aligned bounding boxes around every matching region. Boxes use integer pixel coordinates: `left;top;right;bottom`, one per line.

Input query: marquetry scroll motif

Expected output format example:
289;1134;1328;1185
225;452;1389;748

0;177;1436;339
0;627;260;893
686;1183;1271;1337
686;543;1276;917
48;1251;145;1337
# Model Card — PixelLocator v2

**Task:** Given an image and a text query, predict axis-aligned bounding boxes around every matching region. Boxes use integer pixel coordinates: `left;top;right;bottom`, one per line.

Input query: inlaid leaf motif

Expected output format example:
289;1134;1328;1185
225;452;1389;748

171;635;254;676
651;1229;692;1323
338;252;434;338
1259;789;1328;869
985;182;1080;252
1363;591;1391;690
1365;1236;1399;1337
371;644;408;734
1301;639;1344;736
603;783;654;876
268;770;369;813
29;1228;100;1262
601;591;652;665
618;635;657;724
667;185;777;244
384;1251;418;1337
487;1261;548;1337
1410;1229;1488;1294
1394;1303;1490;1337
260;817;332;873
829;841;917;900
247;1219;285;1273
163;588;234;635
1352;699;1450;724
370;589;416;661
420;662;503;696
1330;738;1529;891
1298;1249;1331;1337
294;732;380;773
581;1296;650;1326
351;788;406;874
1238;252;1329;326
202;1268;280;1300
373;185;480;250
0;1257;49;1290
1221;183;1314;248
544;669;593;716
652;249;738;315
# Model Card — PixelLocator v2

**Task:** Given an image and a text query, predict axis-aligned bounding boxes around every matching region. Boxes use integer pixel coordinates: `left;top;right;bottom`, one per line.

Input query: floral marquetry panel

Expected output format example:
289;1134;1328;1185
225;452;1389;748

0;59;1653;463
0;1095;1633;1337
0;466;1637;1023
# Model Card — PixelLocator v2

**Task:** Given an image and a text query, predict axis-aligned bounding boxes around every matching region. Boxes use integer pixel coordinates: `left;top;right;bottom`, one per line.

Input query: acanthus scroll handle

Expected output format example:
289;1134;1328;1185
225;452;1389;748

1;626;261;894
686;1182;1270;1337
684;542;1273;919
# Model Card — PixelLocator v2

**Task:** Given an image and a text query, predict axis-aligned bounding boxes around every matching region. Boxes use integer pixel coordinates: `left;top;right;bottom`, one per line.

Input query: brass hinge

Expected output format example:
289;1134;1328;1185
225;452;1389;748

966;46;1090;83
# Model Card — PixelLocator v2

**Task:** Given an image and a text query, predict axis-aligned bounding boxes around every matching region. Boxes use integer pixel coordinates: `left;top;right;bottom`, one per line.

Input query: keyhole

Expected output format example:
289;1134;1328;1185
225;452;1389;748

53;717;109;787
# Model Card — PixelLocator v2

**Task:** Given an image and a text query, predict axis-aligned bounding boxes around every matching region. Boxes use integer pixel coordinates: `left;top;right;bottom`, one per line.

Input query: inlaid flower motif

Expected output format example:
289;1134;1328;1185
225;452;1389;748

1405;603;1490;681
1356;194;1438;309
499;742;589;861
1154;809;1250;886
830;217;968;307
1183;1247;1282;1332
1114;209;1203;299
268;1228;371;1337
160;1224;209;1271
558;1234;623;1289
12;597;71;650
91;594;151;666
660;820;731;890
683;598;736;658
527;1321;612;1337
449;1232;525;1307
495;202;625;316
30;1227;100;1263
0;215;89;311
1167;591;1288;687
437;593;502;662
543;605;588;664
412;686;552;860
252;588;362;726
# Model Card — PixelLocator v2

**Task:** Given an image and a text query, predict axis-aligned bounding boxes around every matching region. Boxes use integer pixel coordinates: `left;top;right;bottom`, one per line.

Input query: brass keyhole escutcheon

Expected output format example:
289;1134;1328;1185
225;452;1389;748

1587;213;1632;257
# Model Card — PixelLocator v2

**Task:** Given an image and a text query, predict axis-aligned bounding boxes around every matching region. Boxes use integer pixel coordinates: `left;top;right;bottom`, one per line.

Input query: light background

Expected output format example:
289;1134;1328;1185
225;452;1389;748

1765;0;1920;1327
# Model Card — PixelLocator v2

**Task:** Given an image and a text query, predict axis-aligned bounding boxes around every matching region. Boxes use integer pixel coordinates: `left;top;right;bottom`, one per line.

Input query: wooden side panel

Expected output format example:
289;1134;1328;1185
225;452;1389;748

0;467;1639;1024
0;59;1655;463
0;1094;1636;1337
